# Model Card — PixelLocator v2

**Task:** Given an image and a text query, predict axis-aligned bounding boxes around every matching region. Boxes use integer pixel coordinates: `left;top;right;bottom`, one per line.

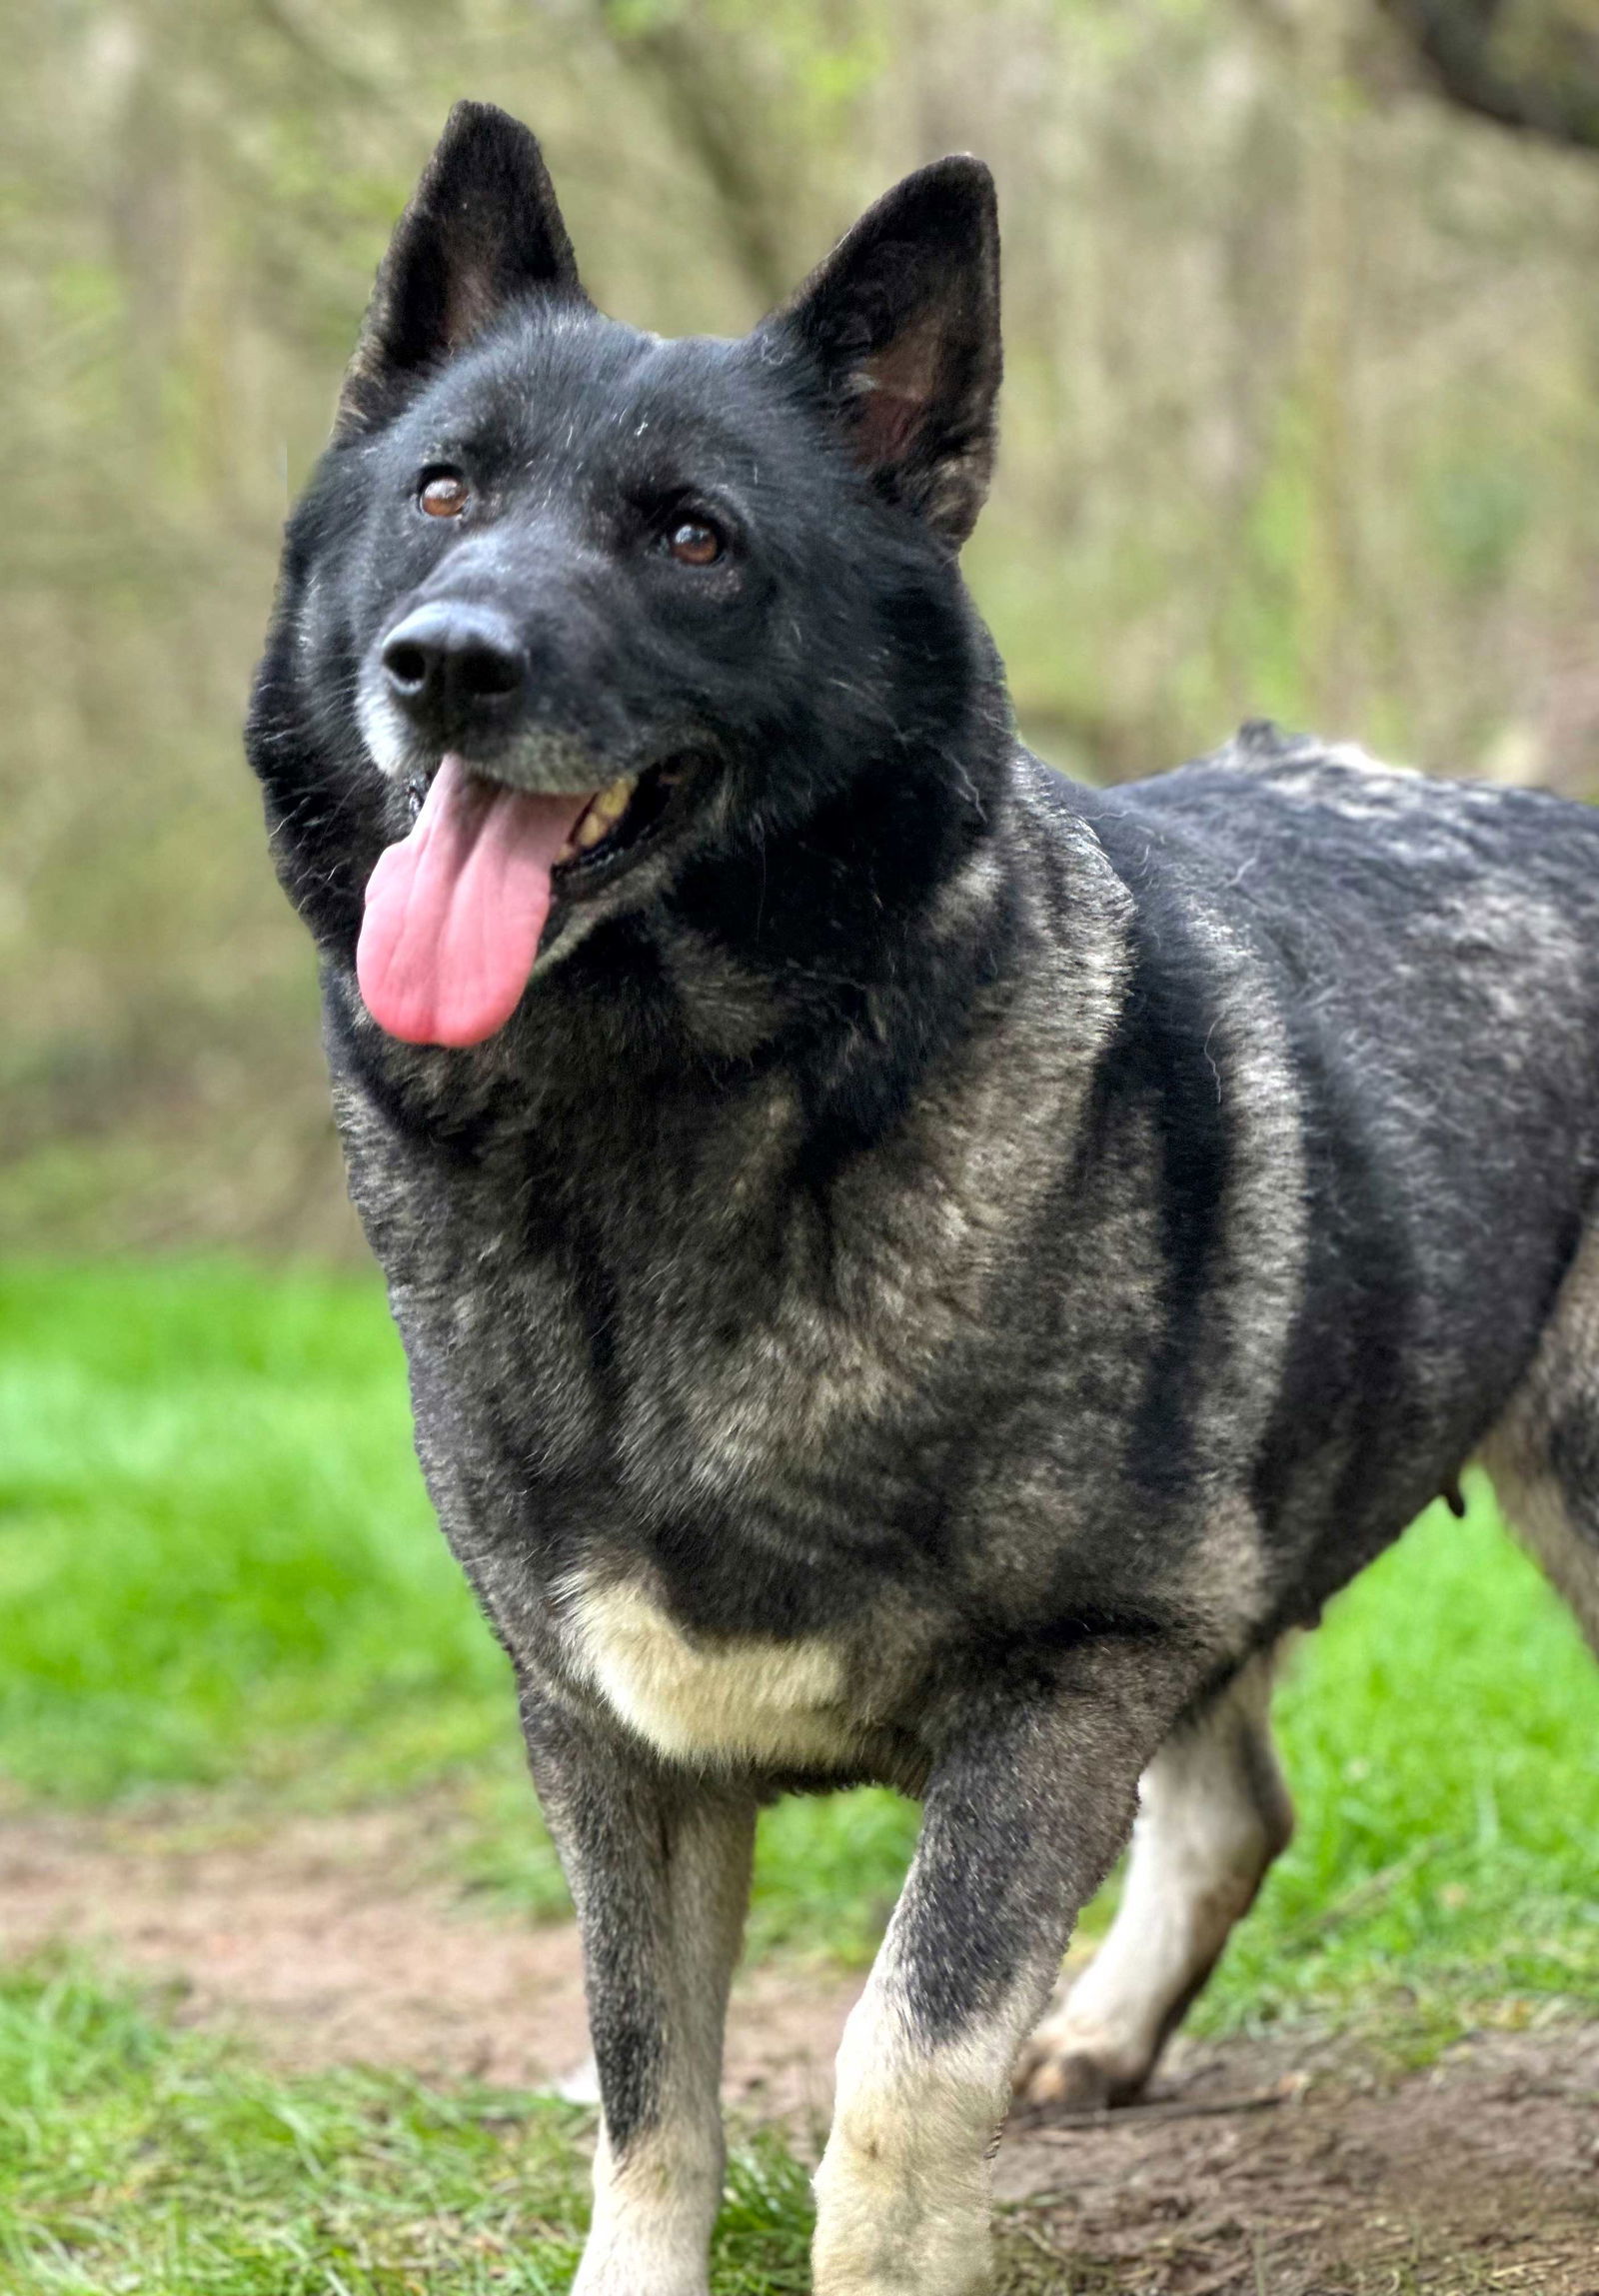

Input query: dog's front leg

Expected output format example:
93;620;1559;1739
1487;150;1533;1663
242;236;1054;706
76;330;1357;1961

811;1644;1199;2296
522;1699;756;2296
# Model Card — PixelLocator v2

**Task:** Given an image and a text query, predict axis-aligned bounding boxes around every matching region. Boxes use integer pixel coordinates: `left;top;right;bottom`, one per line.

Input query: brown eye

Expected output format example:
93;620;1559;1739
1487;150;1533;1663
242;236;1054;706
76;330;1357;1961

665;518;724;567
419;471;470;519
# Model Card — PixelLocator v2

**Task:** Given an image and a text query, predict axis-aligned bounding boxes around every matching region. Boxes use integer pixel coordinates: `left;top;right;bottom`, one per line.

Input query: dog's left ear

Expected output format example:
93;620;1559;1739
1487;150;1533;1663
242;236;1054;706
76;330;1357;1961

762;157;1000;547
336;100;588;440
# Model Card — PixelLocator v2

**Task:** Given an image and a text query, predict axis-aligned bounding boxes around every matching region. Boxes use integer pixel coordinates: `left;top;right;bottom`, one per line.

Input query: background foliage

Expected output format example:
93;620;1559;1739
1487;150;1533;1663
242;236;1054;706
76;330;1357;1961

9;0;1599;1252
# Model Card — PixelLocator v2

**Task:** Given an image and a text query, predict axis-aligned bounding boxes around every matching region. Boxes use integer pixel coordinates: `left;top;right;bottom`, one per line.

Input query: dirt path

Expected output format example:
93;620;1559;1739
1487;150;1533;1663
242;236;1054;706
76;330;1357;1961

0;1801;860;2117
3;1804;1595;2293
998;2028;1599;2293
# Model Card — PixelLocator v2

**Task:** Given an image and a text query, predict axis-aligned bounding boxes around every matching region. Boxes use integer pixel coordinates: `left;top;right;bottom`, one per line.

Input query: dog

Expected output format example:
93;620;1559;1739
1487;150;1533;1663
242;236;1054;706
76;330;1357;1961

247;99;1599;2295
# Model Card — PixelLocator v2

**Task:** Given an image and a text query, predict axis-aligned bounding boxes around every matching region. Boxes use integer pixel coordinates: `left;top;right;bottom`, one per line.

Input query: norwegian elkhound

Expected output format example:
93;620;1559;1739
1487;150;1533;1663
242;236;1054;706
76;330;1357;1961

247;100;1599;2295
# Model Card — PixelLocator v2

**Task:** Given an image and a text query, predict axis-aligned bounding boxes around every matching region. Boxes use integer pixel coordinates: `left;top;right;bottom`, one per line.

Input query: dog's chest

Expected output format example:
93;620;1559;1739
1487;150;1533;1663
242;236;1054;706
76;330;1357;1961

559;1574;858;1764
448;1219;943;1568
427;1091;1010;1515
349;1010;1127;1694
387;1155;983;1717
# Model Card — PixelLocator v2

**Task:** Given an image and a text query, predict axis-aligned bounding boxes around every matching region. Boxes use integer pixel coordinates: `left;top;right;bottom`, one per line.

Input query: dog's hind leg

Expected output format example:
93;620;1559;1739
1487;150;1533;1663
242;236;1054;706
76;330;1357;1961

523;1700;756;2296
1487;1431;1599;1654
1012;1645;1293;2114
1482;1224;1599;1661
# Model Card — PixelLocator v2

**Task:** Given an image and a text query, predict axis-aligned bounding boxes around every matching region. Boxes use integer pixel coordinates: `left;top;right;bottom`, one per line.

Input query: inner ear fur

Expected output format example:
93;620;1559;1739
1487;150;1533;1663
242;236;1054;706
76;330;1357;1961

766;156;1001;547
336;100;588;440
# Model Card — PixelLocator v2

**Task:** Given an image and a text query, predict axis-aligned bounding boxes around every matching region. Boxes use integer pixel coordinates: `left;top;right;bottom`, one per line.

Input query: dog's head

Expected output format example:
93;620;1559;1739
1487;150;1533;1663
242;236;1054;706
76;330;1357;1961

251;102;1002;1049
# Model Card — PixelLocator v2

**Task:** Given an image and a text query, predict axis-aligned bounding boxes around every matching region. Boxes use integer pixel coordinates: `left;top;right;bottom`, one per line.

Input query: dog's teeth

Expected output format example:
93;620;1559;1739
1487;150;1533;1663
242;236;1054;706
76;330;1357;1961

556;776;637;866
573;777;637;853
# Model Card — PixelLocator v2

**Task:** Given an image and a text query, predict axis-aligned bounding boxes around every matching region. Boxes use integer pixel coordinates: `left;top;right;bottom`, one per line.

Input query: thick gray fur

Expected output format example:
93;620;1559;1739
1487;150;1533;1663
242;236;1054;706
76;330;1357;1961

247;101;1599;2295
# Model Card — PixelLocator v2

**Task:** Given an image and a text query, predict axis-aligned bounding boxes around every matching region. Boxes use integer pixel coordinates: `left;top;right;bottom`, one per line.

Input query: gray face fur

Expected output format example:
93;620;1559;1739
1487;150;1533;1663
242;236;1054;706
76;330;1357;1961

247;102;1599;2296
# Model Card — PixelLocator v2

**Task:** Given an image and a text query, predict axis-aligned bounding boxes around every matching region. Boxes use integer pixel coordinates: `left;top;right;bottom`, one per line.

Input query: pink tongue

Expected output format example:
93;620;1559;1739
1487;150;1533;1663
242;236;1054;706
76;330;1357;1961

356;755;592;1047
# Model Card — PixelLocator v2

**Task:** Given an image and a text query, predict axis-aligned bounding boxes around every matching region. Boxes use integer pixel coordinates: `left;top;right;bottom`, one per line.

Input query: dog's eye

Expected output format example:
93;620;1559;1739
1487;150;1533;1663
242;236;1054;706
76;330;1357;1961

664;518;724;568
419;470;471;520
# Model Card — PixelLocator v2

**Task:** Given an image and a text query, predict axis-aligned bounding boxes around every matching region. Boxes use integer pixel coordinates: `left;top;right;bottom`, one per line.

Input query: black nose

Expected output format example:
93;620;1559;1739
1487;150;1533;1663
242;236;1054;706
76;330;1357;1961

380;601;526;739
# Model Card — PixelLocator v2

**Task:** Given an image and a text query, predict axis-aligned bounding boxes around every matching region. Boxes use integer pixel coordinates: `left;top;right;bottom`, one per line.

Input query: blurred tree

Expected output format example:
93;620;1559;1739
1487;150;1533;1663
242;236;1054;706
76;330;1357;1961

1380;0;1599;149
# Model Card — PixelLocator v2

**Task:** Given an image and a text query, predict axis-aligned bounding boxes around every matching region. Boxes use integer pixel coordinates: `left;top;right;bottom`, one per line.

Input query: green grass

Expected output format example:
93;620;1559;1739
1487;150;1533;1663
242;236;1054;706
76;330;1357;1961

2;1256;1597;2028
0;1258;499;1804
0;1958;813;2294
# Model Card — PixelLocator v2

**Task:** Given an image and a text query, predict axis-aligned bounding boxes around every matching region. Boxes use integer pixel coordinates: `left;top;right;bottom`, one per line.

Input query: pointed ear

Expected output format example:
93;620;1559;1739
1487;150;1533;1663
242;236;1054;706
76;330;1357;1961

761;157;1000;547
336;101;588;440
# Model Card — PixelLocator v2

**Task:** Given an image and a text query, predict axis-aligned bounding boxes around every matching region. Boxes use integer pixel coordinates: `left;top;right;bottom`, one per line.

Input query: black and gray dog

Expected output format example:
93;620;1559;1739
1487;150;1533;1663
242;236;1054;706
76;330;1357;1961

248;100;1599;2295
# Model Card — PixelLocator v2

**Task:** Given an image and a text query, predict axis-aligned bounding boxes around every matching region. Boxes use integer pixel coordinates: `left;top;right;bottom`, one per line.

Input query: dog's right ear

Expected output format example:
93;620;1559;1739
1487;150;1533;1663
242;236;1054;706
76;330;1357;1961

336;101;587;440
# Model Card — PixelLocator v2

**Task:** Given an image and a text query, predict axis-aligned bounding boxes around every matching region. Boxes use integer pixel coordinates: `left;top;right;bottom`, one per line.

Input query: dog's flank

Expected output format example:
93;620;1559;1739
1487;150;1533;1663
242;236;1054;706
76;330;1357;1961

248;100;1599;2295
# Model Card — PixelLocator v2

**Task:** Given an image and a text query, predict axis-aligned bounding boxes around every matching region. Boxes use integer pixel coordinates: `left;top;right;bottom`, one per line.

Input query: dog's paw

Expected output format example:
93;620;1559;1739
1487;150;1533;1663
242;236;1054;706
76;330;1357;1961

1010;2030;1149;2116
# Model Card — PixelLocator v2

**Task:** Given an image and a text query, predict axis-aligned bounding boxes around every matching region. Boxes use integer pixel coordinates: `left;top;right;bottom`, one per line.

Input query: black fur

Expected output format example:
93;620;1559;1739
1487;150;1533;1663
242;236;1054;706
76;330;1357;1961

247;103;1599;2296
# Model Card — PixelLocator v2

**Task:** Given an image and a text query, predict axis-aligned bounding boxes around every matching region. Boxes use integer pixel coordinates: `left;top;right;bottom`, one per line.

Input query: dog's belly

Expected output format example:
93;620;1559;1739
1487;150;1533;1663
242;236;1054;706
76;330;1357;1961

562;1574;858;1766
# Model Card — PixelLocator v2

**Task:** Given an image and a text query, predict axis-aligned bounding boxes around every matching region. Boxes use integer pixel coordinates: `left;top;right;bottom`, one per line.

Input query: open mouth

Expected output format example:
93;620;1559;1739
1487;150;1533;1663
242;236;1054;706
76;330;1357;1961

550;753;698;881
400;749;702;887
361;749;709;1050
